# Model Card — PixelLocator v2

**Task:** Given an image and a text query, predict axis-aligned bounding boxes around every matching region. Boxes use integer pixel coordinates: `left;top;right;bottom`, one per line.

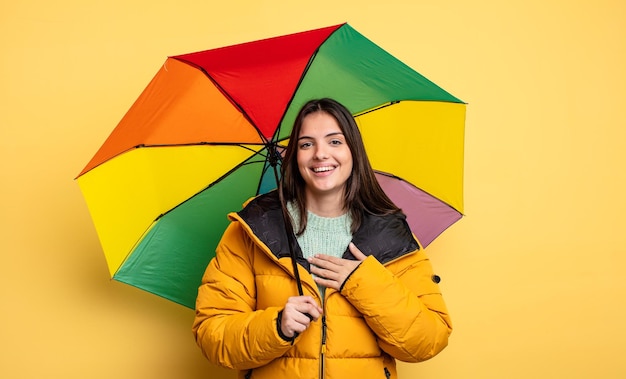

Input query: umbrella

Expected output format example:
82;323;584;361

76;23;466;309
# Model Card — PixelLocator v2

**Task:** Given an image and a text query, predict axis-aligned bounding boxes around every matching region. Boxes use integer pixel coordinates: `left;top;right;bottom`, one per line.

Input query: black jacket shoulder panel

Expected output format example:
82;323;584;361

237;191;305;263
349;212;419;265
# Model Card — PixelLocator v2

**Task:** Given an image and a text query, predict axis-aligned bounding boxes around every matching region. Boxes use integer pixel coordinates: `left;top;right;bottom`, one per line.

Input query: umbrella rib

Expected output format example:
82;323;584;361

353;100;400;117
76;143;264;179
134;142;267;148
255;152;276;196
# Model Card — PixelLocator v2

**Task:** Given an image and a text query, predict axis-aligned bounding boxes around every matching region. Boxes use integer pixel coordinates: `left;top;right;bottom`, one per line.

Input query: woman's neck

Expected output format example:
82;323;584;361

305;190;346;217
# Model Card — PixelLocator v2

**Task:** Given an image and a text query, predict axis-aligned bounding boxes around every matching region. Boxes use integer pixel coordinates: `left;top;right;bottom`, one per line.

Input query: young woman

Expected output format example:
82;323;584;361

193;98;452;379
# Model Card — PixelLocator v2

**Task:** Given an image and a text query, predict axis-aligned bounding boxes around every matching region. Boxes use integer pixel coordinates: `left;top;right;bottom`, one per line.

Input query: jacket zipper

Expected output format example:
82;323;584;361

319;314;327;379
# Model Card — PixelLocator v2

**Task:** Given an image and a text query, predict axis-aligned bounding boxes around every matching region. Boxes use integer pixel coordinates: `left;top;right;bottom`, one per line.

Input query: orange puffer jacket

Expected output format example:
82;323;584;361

193;192;452;379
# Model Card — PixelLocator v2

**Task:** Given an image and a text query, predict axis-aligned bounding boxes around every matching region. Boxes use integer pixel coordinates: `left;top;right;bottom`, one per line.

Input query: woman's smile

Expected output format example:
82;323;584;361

311;165;337;173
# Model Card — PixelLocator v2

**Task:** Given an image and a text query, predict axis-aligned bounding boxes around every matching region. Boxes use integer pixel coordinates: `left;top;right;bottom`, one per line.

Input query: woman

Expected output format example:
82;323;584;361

193;98;452;379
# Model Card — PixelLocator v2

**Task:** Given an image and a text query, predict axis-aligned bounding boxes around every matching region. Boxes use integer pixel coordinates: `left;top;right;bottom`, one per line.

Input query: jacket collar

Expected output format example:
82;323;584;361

237;191;419;267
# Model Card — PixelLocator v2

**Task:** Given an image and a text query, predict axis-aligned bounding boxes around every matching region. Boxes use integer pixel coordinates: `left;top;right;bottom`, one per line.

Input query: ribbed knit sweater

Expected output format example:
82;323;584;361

287;202;353;299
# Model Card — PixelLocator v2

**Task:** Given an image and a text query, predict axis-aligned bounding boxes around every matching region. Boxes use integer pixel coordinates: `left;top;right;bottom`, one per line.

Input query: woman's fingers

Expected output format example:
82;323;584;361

280;296;322;338
307;253;363;291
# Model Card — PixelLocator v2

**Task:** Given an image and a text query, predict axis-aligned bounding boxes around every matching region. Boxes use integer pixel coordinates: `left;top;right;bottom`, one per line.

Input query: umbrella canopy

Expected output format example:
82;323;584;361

76;23;466;309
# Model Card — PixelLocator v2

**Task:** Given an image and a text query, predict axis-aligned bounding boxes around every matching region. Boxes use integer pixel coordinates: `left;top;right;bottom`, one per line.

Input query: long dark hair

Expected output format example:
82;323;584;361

280;98;401;235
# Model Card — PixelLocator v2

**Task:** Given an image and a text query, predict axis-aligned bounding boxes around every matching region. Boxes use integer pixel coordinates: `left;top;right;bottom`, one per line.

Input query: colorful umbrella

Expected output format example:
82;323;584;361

76;23;466;309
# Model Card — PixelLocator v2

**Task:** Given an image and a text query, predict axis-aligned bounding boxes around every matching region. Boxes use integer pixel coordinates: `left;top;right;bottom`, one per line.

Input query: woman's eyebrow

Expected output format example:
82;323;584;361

298;132;344;140
326;132;344;138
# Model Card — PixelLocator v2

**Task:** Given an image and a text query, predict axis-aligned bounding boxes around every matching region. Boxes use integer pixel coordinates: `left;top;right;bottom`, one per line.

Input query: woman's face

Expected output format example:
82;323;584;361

296;111;353;202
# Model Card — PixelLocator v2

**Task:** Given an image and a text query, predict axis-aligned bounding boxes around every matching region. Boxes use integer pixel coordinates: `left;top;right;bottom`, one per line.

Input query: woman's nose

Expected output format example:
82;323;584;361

313;145;329;159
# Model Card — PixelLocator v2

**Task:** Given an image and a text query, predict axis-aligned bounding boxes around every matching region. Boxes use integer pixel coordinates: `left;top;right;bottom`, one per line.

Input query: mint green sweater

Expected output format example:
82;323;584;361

287;202;353;298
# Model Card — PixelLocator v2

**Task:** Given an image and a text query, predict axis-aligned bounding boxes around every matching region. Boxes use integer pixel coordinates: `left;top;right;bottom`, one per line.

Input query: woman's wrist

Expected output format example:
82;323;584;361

276;310;295;342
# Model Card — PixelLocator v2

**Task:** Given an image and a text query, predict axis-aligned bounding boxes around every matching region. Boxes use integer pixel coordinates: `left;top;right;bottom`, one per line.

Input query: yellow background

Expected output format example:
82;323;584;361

2;0;625;378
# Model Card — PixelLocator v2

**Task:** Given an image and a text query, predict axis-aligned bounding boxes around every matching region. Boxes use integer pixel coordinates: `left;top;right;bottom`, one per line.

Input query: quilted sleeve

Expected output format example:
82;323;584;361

192;221;293;370
340;250;452;362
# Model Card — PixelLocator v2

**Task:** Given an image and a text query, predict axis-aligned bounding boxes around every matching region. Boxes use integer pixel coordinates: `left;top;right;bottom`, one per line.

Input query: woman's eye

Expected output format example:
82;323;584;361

299;142;312;149
330;139;343;145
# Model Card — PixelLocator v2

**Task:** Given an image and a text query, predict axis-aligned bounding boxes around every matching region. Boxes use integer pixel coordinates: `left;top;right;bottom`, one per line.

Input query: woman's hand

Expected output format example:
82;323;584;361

308;242;368;291
280;296;323;339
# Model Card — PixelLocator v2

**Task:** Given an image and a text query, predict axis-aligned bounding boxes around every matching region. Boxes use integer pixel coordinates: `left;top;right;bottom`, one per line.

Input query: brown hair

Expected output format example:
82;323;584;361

280;98;401;235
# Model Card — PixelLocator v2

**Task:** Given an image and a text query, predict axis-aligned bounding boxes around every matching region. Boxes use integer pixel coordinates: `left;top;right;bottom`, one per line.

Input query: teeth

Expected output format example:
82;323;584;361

313;166;334;172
